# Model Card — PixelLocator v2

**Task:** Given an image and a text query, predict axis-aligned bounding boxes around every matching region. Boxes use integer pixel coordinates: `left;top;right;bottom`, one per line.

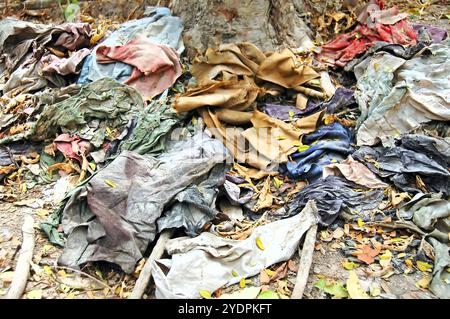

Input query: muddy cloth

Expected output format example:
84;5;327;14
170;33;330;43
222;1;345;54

77;7;184;87
353;134;450;195
0;19;91;71
287;176;384;226
261;88;355;121
428;238;450;299
285;122;354;181
58;133;230;273
198;107;322;171
152;201;317;299
399;193;450;244
157;164;227;237
355;40;450;146
0;18;91;95
344;41;427;72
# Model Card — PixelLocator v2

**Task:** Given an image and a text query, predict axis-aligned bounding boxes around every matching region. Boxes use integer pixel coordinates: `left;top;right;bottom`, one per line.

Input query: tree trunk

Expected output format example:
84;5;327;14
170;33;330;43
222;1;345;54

165;0;314;56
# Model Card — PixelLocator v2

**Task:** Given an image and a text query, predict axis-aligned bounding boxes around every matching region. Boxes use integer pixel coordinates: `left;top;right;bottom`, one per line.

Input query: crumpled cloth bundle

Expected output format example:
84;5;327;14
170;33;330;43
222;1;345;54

152;201;317;299
95;36;182;99
174;42;319;113
32;78;144;147
78;7;184;99
287;175;384;226
173;42;322;170
261;87;355;121
285;122;354;181
0;18;92;95
316;1;417;67
355;40;450;146
398;193;450;298
353;134;450;195
58;133;231;273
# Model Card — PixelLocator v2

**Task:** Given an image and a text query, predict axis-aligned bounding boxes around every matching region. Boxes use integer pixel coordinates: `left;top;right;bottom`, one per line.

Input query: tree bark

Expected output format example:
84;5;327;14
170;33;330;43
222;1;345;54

166;0;314;56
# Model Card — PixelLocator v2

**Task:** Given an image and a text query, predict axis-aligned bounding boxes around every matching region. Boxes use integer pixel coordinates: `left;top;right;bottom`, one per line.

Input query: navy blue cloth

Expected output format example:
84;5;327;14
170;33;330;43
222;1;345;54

284;122;354;181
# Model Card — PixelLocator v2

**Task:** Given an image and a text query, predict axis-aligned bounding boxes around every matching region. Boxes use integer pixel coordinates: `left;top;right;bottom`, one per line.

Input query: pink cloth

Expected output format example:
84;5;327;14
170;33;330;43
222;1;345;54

96;37;182;99
54;134;90;163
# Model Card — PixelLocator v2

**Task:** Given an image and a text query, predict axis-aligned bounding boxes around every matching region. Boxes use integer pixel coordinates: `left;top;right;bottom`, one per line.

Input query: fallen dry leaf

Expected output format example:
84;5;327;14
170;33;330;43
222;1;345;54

356;244;382;265
346;271;369;299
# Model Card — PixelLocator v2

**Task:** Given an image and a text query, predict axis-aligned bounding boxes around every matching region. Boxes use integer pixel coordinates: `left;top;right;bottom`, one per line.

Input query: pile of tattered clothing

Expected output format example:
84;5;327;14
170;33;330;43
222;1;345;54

1;1;449;300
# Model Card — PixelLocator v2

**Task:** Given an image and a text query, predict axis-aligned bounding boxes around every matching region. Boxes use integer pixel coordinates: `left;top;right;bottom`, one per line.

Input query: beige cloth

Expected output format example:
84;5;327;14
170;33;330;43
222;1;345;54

323;156;389;189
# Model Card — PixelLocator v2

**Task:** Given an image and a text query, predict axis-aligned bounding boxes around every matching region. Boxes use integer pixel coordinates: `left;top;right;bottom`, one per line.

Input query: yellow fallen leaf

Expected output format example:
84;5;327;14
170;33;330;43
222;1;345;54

43;265;53;276
66;293;76;299
27;290;42;299
357;218;364;227
273;177;283;189
397;253;406;259
346;271;369;299
239;278;246;288
36;209;49;217
416;275;432;289
199;290;212;299
256;237;265;250
104;179;117;188
57;270;67;278
416;261;433;272
59;284;70;293
231;270;238;277
370;285;381;297
342;260;358;270
288;111;295;120
276;136;286;140
89;162;96;171
297;145;310;152
265;269;275;277
405;258;414;268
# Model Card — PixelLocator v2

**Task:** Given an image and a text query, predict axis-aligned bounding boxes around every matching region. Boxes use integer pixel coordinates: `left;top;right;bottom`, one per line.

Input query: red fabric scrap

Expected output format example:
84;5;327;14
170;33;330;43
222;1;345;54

317;10;417;67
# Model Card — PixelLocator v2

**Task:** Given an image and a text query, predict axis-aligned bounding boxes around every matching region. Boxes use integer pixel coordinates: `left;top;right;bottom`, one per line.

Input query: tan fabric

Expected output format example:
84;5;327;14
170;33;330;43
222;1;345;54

191;42;264;84
174;76;260;113
215;109;253;125
173;42;320;113
323;156;389;189
242;110;302;163
174;42;322;170
296;109;325;135
232;163;278;181
256;48;319;88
